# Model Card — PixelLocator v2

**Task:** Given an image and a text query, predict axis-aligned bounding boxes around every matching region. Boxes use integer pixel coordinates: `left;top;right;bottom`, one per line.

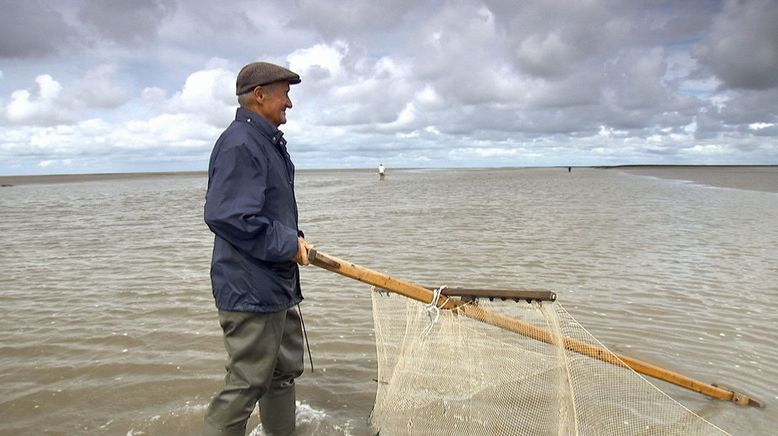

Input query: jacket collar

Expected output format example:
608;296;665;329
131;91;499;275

235;107;286;146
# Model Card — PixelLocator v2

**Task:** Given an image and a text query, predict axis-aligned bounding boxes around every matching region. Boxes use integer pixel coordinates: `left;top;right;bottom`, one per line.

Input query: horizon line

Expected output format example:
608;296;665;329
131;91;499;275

2;163;777;181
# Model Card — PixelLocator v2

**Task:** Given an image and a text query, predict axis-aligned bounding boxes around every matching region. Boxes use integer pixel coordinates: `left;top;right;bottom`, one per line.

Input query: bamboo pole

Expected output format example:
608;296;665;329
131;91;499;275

307;248;761;407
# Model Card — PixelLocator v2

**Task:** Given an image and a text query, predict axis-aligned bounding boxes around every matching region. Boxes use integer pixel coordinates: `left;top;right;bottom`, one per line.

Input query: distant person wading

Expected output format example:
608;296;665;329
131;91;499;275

203;61;313;436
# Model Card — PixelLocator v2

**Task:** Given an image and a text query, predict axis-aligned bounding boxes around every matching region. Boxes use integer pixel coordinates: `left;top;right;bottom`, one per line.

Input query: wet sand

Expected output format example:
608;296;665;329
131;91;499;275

608;165;778;193
0;171;206;187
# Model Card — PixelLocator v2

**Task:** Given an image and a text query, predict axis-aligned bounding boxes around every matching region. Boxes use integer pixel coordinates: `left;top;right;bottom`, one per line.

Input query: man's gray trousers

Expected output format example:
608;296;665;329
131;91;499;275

203;307;304;436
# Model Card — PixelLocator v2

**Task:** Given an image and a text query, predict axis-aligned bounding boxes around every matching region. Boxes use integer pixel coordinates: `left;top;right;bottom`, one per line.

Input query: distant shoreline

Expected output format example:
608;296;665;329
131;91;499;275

2;165;776;190
0;171;207;187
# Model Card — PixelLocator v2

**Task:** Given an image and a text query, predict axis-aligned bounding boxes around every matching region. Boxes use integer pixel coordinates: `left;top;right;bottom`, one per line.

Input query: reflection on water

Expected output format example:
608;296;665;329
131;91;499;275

0;167;776;435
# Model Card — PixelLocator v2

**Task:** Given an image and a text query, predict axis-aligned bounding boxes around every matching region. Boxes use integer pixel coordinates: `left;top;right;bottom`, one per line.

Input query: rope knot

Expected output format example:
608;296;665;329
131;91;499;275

423;285;448;334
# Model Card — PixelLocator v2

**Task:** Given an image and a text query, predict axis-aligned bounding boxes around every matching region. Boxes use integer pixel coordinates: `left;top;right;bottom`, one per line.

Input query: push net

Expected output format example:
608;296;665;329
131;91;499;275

369;290;728;435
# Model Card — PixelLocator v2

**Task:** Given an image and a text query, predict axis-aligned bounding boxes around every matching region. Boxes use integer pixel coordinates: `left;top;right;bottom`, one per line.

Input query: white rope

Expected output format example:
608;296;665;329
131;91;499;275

423;285;448;335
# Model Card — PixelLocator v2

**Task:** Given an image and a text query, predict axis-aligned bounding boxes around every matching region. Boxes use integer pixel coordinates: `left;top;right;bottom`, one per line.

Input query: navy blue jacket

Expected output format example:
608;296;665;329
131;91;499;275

204;107;303;313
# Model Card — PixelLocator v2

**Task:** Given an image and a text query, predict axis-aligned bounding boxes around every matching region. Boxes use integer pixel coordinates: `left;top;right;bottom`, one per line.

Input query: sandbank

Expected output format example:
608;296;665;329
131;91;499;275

0;171;206;187
605;165;778;194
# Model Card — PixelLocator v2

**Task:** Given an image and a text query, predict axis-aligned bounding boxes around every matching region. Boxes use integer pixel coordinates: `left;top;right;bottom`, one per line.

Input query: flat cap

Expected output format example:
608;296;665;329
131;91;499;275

236;62;301;95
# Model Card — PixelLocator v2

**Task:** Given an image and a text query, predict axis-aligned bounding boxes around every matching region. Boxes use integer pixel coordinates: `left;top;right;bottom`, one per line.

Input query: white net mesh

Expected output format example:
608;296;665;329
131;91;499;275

369;291;728;435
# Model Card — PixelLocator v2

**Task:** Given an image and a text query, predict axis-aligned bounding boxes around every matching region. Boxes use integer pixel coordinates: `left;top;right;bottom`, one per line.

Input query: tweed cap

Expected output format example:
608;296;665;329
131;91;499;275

235;62;301;95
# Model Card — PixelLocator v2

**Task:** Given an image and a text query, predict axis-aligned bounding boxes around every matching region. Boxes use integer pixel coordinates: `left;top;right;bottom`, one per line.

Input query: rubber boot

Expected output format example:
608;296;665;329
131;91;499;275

259;379;296;436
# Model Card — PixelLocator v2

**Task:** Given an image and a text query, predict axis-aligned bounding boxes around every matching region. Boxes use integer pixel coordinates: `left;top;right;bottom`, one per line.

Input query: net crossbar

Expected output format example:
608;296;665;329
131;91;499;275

369;292;729;436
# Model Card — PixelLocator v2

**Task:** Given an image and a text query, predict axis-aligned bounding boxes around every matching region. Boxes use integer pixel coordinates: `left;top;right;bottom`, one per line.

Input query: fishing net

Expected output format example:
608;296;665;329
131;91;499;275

369;290;728;435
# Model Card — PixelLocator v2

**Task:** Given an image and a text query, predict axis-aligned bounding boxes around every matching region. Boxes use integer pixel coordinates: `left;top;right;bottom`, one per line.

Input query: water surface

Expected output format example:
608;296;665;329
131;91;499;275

0;167;776;435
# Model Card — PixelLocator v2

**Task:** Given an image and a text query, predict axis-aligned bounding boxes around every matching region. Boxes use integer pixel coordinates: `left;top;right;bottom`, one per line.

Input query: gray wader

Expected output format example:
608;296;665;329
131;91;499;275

203;307;304;436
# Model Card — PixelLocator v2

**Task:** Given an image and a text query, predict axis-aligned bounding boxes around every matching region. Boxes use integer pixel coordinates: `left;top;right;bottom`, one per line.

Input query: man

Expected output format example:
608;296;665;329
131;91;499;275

203;61;311;436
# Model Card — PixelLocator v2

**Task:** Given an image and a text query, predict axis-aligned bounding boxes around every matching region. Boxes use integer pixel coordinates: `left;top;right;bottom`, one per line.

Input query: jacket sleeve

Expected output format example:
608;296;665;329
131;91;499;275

204;143;299;263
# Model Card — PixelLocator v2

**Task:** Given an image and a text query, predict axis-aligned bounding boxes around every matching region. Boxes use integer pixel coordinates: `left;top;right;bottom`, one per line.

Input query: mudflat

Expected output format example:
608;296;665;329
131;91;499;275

611;165;778;193
0;171;205;187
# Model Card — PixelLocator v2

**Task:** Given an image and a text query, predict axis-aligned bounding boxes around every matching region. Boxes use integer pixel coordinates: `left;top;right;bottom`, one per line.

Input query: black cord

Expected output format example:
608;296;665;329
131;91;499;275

296;304;314;372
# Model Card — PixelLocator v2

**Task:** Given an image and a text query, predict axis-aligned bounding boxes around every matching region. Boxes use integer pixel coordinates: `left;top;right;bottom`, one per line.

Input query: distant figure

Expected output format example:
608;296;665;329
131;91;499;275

378;163;386;180
568;166;571;173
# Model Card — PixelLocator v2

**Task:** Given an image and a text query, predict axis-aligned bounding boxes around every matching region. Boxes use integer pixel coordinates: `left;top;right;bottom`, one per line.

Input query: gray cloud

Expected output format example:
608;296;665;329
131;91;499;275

497;0;632;79
717;88;778;125
292;0;416;39
0;0;76;58
694;0;778;90
76;64;131;109
77;0;177;46
1;0;776;174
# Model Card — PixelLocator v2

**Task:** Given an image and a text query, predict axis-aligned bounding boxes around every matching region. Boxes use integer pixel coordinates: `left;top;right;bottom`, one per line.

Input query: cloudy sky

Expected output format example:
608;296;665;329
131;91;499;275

1;0;777;175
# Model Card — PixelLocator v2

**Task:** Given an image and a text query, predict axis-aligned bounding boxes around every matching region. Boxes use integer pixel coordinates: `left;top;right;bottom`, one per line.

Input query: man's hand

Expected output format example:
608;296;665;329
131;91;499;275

293;237;313;265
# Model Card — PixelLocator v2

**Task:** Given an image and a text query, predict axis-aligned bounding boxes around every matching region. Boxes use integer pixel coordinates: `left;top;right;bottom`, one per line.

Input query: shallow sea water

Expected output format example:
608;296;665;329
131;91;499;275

0;167;776;435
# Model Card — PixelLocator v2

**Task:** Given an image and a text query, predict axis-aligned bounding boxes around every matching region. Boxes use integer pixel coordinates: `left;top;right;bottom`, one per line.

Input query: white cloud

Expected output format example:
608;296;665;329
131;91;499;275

749;122;774;130
142;86;167;107
683;144;731;156
1;1;776;174
288;42;347;82
2;112;219;161
38;158;72;168
119;113;220;149
415;85;443;108
473;147;523;158
162;67;235;127
0;65;231;172
4;68;130;126
5;75;70;125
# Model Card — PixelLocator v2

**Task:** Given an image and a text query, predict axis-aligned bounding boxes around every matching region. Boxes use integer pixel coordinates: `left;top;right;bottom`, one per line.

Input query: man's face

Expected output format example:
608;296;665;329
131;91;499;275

258;82;292;127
